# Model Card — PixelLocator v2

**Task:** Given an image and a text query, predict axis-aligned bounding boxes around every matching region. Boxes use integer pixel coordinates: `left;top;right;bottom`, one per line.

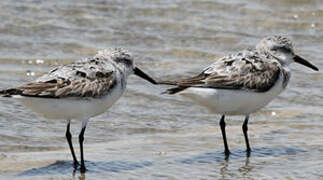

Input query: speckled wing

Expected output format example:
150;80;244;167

162;50;281;93
0;58;117;98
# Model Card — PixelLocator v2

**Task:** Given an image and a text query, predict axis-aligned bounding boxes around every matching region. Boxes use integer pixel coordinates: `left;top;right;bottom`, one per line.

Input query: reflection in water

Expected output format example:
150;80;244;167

12;147;306;178
18;160;153;177
78;173;85;180
180;147;306;165
179;147;307;179
238;157;253;179
0;0;322;179
219;155;253;179
219;159;229;180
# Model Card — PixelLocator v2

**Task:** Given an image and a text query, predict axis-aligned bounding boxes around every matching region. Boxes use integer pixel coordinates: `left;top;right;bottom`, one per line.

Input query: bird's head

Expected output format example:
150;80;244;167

97;48;157;84
256;36;318;71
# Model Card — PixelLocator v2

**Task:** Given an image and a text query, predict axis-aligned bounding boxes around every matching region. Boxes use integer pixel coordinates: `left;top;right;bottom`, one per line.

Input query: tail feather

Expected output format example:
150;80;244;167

158;80;187;94
0;88;22;97
157;80;179;86
162;86;187;94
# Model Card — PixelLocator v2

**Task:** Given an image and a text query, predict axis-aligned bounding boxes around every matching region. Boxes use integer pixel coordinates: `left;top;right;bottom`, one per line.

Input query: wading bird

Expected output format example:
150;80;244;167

159;36;319;156
0;48;157;173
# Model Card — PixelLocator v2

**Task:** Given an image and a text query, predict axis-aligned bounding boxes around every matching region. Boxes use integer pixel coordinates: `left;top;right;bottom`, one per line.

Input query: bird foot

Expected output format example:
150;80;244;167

224;150;231;157
73;161;80;169
246;149;251;157
80;165;87;174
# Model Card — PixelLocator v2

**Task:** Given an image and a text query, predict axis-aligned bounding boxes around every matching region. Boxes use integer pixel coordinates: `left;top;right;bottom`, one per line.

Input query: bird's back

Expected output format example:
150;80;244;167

160;49;290;115
0;55;127;119
1;56;120;98
161;49;284;94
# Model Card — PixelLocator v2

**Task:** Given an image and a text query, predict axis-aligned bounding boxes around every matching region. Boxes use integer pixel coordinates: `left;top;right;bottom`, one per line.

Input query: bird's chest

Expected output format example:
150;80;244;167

95;73;127;110
281;67;291;89
182;71;288;115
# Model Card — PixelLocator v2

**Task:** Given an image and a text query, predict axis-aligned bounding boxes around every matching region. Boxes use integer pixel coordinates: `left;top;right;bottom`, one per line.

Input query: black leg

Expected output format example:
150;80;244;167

219;115;230;156
65;120;79;168
79;125;87;173
242;115;251;154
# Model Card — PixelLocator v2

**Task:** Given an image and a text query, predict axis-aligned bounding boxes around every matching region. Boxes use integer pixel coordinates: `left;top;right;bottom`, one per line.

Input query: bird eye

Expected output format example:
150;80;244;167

115;57;133;66
271;46;289;53
116;57;128;62
277;47;290;53
271;47;278;52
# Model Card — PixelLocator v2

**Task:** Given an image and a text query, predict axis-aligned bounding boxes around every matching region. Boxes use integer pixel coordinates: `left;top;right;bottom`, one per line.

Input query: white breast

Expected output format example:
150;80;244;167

178;72;287;115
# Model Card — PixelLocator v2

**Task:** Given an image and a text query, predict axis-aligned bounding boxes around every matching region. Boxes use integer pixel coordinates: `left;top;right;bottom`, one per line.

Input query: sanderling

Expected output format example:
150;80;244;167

0;48;157;173
159;36;319;156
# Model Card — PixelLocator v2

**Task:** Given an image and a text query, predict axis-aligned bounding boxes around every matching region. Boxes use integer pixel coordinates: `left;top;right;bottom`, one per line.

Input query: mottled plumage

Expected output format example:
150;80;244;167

159;35;318;156
162;49;284;94
0;48;157;173
0;49;131;98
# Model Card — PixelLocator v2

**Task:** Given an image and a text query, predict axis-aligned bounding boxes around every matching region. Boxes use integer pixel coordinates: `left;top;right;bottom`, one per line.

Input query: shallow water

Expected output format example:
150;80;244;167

0;0;323;179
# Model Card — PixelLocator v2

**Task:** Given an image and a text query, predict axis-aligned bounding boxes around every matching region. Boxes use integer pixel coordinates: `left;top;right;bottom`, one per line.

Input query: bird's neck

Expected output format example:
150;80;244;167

281;66;291;89
115;64;133;78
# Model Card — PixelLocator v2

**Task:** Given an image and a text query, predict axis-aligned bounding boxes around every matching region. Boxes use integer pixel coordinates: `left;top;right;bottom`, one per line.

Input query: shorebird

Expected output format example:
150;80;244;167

159;36;319;156
0;48;157;173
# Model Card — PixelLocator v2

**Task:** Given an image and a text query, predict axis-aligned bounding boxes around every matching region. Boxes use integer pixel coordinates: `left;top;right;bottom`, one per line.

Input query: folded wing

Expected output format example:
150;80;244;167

0;58;117;98
161;51;281;94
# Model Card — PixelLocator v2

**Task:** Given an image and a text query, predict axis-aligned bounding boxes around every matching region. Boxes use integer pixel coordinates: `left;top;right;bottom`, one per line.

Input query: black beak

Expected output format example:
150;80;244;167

134;67;157;84
294;55;319;71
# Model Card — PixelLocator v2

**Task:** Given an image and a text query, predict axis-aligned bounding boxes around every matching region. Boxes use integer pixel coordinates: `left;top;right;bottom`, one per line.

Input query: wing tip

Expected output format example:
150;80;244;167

162;86;187;95
0;88;21;98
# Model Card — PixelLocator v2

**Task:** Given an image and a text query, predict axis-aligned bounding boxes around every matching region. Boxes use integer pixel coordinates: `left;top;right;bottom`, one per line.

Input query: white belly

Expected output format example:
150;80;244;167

14;81;125;120
178;75;286;115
